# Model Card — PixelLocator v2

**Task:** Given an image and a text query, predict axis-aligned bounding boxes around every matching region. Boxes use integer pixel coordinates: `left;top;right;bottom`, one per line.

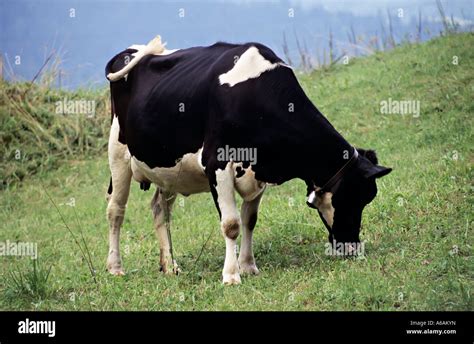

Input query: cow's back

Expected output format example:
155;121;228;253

123;43;242;169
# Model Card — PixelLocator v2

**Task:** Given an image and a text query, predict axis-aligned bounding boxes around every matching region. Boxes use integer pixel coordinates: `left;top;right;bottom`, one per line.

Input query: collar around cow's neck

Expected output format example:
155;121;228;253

316;147;359;195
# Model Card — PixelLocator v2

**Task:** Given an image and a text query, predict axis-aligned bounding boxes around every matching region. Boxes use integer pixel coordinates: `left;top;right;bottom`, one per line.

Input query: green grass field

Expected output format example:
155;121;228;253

0;33;472;311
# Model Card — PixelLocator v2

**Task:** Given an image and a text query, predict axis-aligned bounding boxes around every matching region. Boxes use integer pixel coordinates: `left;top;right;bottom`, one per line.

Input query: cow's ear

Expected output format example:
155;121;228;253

356;147;378;165
364;164;392;179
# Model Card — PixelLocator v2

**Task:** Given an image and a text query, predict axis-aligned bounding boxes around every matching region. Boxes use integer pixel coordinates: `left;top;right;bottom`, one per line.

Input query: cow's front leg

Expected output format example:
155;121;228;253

150;188;179;274
239;191;263;275
214;163;241;285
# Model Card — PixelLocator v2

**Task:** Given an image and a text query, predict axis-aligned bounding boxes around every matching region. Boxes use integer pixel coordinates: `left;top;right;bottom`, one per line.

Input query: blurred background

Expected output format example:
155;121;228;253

1;0;473;89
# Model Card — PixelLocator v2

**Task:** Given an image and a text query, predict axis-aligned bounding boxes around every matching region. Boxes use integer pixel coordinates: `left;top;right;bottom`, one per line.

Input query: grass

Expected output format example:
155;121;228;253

0;33;472;311
7;258;52;300
0;81;110;188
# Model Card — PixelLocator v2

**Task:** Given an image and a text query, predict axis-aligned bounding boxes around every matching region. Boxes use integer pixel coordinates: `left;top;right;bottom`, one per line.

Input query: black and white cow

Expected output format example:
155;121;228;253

104;36;392;285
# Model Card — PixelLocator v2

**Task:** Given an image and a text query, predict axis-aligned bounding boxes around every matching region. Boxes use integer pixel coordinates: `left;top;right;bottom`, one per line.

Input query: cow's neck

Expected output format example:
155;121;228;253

296;106;354;188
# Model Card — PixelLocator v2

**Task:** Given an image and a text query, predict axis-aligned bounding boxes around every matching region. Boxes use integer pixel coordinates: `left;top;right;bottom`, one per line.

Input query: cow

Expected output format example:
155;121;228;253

104;36;392;285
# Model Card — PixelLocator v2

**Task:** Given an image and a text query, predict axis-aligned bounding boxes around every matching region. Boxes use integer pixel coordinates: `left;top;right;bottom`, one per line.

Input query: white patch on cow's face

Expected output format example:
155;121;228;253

308;190;335;228
219;46;280;87
318;192;335;227
307;190;316;205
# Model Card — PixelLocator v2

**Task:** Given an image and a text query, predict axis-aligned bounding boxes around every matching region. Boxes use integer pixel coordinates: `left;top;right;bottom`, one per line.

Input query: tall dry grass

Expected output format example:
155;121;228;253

282;1;471;71
0;56;110;189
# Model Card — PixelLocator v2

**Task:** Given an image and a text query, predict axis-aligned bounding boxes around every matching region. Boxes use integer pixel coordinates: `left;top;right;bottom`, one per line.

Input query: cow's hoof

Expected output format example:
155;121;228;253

160;265;172;274
107;258;124;276
173;265;181;275
108;267;125;276
223;273;241;285
240;263;260;275
160;263;180;275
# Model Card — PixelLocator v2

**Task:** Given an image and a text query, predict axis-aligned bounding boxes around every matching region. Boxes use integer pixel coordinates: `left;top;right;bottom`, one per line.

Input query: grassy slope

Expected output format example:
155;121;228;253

0;33;472;311
0;82;110;187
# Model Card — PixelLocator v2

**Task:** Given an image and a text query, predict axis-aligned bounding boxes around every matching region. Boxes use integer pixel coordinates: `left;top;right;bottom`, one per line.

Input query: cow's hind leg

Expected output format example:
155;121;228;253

150;188;179;274
238;192;263;275
106;118;132;276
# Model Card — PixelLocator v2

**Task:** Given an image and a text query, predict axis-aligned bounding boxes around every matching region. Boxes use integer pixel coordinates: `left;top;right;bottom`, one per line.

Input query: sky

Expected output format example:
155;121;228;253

1;0;472;89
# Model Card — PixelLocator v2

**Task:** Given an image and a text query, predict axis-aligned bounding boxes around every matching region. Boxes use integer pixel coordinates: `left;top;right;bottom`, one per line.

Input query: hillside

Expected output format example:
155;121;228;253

0;33;472;311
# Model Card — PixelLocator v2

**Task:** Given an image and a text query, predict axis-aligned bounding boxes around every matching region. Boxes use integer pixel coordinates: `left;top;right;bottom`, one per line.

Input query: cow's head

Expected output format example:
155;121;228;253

306;148;391;253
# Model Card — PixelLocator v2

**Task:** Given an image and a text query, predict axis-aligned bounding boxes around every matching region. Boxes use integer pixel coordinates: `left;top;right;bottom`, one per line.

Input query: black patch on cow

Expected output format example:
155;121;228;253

247;212;258;231
236;166;245;178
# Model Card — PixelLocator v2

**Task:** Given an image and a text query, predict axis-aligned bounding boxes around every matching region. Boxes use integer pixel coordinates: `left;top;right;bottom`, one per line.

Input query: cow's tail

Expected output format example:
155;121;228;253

106;35;165;82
